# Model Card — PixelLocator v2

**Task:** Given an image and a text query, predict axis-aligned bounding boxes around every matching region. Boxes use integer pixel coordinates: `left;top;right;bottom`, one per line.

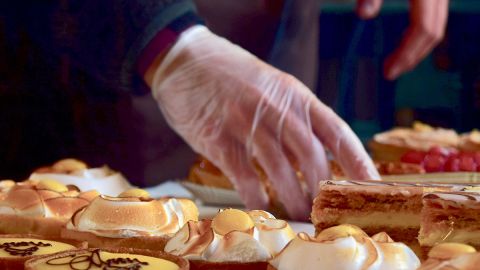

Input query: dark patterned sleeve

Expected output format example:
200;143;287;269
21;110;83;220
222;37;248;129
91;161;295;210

21;0;202;94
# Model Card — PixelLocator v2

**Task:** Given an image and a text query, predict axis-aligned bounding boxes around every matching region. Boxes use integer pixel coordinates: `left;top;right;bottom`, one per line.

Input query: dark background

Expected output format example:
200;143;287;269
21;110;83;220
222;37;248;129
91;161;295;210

0;0;479;184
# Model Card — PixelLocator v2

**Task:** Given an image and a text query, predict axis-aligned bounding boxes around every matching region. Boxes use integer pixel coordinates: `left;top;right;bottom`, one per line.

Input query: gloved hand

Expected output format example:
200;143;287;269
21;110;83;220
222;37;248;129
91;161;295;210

148;26;380;220
356;0;449;80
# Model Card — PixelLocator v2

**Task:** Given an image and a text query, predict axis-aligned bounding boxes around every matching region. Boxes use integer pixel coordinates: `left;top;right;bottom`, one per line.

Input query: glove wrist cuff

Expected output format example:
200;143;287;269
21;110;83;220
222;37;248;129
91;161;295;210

151;25;210;96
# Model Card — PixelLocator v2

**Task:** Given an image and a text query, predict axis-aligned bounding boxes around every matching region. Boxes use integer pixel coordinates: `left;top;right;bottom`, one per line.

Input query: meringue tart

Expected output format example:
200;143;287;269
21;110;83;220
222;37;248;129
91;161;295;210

24;247;189;270
369;122;460;162
0;180;98;237
0;234;86;270
30;158;132;197
61;190;198;250
165;209;294;270
268;225;420;270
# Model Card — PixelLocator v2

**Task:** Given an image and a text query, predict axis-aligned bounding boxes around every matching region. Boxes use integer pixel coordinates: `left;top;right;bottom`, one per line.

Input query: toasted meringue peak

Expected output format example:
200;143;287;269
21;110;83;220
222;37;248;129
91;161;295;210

428;243;477;260
118;188;150;198
372;122;459;151
164;220;215;260
52;158;88;173
413;121;434;131
248;210;275;220
0;180;15;191
371;232;395;243
165;209;295;263
37;179;69;193
0;181;95;219
68;196;198;238
270;226;420;270
30;160;132;196
212;209;254;236
316;224;367;242
208;231;270;262
78;190;100;201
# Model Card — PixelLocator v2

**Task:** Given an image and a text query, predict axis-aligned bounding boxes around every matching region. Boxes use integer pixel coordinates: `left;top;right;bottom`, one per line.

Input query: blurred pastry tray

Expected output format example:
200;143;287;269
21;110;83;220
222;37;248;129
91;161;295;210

183;172;480;206
381;172;480;183
181;181;244;206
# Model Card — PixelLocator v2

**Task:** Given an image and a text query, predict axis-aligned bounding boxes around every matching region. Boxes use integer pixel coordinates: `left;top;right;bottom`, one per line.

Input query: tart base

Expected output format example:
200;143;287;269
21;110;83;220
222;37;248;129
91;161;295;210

0;215;65;238
24;247;189;270
191;260;269;270
61;228;169;251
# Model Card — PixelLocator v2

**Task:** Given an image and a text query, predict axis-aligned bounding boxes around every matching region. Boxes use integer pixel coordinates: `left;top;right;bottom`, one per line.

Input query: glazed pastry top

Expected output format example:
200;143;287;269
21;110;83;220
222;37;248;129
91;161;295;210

0;238;75;258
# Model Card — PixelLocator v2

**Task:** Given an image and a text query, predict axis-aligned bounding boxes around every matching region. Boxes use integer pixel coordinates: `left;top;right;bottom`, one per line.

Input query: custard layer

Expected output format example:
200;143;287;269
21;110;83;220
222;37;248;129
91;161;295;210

32;250;179;270
336;212;420;228
419;229;480;246
0;238;75;258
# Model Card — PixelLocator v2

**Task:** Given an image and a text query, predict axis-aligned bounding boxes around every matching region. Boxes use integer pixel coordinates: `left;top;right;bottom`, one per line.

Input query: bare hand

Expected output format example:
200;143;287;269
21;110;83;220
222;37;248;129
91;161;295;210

356;0;449;80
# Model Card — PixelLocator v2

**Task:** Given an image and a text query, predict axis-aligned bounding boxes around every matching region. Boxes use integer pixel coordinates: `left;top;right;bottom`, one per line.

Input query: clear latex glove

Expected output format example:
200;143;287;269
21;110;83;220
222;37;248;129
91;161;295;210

149;26;380;221
356;0;449;80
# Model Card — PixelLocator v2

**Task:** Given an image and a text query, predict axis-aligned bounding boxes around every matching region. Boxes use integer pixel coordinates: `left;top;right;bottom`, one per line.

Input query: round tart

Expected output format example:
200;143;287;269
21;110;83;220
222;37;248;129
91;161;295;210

30;159;132;196
24;247;189;270
269;224;420;270
61;190;198;250
369;122;459;161
0;180;98;237
0;234;86;270
165;209;294;270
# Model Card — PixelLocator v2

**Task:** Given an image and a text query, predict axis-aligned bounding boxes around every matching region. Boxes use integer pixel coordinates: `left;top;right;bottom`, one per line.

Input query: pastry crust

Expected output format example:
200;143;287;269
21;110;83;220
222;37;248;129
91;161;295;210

24;247;189;270
188;157;234;190
190;260;269;270
60;228;170;251
0;214;66;237
330;160;425;178
0;234;86;270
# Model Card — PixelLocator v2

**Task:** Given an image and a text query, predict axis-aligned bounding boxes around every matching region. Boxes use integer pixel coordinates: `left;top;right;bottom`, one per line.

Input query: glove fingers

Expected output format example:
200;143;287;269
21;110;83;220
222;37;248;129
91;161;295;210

311;101;380;180
249;126;310;221
208;140;270;211
284;133;330;199
245;77;331;200
276;102;331;200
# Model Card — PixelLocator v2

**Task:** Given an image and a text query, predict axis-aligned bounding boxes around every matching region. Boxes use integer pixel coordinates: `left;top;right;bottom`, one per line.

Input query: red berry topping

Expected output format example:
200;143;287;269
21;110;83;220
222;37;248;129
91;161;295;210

459;155;477;172
428;146;450;157
401;151;426;165
474;152;480;172
423;154;446;172
447;148;459;158
444;157;460;172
